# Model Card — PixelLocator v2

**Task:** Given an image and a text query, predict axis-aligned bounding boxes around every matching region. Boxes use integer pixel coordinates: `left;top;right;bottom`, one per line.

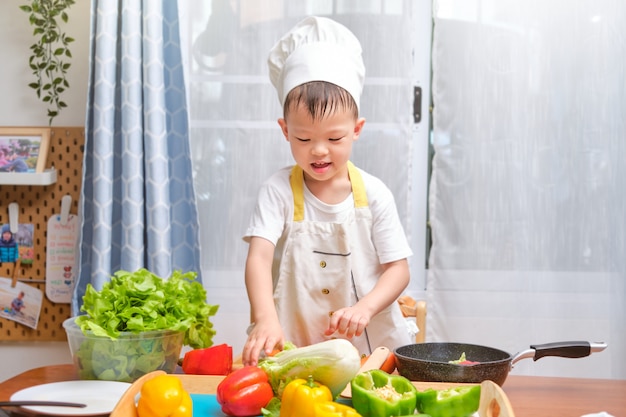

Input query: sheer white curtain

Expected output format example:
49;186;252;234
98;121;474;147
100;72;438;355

429;0;625;379
180;1;431;354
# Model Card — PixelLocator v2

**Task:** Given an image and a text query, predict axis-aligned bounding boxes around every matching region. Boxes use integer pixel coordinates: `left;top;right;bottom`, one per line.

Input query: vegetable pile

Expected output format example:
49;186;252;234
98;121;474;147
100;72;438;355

212;340;481;417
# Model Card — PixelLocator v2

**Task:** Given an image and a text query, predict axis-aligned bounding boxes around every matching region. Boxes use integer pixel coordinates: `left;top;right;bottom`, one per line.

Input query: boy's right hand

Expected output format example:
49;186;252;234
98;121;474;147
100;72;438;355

241;320;285;366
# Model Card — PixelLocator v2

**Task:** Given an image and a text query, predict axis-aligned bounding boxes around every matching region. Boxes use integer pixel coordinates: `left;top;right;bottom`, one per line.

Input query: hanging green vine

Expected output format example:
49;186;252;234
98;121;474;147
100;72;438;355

20;0;75;125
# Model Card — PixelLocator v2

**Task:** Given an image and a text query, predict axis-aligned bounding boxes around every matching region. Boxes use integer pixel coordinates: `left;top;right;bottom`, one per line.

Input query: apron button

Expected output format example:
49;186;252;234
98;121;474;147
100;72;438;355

321;288;330;294
319;260;327;268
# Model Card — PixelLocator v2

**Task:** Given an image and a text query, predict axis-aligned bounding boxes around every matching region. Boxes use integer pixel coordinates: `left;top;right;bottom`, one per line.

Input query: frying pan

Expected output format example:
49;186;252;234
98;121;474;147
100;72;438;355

394;341;607;386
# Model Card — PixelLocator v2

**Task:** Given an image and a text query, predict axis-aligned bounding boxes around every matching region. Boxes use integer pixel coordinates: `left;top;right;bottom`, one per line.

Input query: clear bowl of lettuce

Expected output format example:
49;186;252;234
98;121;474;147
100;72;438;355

63;316;184;382
63;269;218;382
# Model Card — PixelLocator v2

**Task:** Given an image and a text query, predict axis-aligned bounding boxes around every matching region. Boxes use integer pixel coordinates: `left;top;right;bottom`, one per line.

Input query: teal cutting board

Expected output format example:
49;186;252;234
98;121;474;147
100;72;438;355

191;394;353;417
191;394;227;416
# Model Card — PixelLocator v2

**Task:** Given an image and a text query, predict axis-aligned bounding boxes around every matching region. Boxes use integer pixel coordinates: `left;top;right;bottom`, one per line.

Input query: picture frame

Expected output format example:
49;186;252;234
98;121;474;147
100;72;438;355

0;127;51;174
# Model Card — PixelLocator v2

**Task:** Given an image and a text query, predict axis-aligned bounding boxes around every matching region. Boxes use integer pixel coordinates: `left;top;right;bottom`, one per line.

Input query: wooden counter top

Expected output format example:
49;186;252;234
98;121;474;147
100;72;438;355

1;364;625;417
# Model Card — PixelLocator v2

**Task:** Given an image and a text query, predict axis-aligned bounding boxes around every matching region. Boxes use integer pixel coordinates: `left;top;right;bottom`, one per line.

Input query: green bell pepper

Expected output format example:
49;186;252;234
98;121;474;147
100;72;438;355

415;385;481;417
350;369;417;417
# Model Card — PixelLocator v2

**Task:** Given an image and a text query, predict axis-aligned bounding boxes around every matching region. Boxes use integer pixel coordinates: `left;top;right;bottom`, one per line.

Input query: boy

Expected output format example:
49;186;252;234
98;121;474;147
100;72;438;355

242;16;412;366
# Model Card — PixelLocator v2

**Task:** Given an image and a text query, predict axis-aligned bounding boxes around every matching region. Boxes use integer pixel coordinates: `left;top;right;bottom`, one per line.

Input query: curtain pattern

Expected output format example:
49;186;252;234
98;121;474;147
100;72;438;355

429;0;625;379
73;0;201;313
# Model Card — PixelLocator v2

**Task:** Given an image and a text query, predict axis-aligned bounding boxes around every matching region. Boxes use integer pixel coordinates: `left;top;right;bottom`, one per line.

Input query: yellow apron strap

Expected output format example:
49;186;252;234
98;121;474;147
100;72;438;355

347;161;369;208
290;161;369;222
290;165;305;222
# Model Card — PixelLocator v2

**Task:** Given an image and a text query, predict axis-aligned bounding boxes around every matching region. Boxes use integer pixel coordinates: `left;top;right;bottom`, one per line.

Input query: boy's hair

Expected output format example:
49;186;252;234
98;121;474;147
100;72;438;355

284;81;358;121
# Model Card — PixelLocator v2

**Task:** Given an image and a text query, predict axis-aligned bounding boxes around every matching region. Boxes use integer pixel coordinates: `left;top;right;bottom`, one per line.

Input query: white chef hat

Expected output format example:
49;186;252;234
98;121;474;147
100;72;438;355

268;16;365;111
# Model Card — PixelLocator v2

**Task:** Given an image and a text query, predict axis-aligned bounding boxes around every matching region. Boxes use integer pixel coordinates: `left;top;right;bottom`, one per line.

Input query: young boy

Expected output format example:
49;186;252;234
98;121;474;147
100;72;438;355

242;16;412;366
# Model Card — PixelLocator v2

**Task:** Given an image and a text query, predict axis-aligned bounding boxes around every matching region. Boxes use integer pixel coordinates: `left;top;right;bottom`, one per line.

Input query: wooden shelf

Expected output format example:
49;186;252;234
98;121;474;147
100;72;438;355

0;168;57;185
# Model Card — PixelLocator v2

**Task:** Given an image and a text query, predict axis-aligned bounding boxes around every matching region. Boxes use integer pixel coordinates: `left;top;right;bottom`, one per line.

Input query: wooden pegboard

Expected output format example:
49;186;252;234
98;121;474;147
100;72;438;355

0;127;84;341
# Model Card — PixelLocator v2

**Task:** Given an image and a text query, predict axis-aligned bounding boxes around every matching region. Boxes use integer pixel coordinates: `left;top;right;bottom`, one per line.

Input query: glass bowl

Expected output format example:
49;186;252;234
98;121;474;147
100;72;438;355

63;316;184;382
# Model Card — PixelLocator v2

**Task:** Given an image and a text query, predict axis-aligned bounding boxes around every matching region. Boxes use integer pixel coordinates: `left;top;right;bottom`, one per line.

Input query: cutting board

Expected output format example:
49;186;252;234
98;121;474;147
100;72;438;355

190;394;353;417
191;394;225;416
111;373;515;417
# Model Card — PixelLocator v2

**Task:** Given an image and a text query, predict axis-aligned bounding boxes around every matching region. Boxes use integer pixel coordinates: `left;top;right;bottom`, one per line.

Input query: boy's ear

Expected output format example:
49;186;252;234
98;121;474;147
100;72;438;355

353;117;366;140
277;118;289;140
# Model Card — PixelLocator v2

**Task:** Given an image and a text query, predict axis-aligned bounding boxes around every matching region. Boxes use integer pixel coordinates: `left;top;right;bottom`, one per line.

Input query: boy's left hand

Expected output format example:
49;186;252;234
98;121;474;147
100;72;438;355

324;306;370;338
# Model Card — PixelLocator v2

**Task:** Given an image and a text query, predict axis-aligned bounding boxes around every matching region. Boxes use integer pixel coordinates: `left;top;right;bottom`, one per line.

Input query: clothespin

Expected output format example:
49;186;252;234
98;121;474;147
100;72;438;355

11;258;21;288
60;194;72;226
8;202;19;233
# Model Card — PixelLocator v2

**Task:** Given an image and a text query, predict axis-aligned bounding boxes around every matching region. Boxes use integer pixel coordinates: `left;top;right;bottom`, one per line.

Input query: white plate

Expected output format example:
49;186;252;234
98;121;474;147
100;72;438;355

10;380;131;416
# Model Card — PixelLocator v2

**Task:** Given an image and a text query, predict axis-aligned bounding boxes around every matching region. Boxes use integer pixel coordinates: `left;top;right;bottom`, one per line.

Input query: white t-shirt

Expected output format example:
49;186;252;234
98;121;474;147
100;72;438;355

244;165;412;265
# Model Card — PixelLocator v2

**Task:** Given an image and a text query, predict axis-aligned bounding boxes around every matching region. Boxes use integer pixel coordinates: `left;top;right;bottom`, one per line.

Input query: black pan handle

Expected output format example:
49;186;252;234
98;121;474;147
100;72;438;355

511;341;607;366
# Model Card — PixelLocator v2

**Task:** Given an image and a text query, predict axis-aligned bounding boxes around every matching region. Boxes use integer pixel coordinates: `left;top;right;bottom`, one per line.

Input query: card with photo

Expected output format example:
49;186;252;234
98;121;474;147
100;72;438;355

0;277;43;329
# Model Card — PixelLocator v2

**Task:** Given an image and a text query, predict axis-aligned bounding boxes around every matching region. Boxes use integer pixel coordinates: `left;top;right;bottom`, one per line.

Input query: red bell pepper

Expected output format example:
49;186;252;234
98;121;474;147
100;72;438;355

181;343;233;375
216;366;274;417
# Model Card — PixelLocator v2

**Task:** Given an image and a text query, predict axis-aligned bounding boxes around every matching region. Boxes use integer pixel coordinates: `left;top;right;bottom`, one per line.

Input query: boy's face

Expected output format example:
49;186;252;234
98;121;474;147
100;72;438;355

278;103;365;183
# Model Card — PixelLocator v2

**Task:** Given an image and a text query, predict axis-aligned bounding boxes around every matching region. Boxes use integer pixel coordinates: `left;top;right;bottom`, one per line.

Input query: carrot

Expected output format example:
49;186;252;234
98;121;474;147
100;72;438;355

380;352;396;374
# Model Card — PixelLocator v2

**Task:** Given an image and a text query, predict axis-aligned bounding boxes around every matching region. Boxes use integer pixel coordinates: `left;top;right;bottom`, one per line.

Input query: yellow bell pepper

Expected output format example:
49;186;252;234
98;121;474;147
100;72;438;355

280;376;333;417
314;401;363;417
137;374;193;417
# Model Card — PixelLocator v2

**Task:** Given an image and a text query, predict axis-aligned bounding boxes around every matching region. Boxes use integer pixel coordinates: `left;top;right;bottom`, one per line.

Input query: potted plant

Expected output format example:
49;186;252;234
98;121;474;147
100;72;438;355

19;0;75;125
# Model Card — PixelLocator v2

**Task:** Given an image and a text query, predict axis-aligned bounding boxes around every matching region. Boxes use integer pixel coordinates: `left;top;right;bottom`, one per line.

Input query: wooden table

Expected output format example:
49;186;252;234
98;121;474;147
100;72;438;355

1;364;625;417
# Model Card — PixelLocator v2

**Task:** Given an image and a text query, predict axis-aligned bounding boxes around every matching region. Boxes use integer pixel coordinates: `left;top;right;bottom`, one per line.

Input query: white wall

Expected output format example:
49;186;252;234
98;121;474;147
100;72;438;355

0;0;90;382
0;0;90;127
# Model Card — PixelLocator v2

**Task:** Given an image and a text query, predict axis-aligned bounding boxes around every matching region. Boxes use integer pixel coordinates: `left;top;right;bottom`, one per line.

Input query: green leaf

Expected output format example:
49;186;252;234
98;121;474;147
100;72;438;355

21;0;75;124
76;269;219;349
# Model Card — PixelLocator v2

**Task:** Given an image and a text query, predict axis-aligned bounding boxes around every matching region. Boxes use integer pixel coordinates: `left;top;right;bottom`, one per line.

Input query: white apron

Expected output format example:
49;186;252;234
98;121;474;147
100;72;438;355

273;162;412;356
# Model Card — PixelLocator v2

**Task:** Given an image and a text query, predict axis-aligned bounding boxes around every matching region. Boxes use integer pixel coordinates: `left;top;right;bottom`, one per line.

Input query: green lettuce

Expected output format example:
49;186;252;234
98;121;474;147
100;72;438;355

76;269;218;348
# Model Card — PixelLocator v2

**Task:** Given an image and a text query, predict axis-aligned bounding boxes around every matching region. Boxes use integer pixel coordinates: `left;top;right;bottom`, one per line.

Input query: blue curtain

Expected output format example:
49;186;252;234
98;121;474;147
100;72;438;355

72;0;202;313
